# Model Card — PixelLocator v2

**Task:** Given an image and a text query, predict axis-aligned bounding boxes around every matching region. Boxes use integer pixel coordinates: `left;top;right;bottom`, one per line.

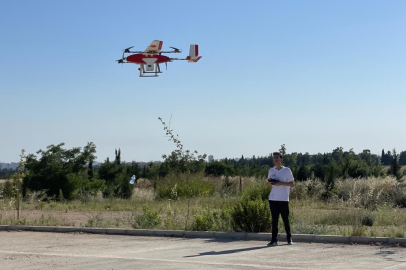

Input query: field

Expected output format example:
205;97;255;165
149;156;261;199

1;176;406;238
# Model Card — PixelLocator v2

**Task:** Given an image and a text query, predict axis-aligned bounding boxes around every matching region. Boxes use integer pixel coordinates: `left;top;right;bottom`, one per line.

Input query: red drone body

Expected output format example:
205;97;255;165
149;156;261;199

126;54;171;65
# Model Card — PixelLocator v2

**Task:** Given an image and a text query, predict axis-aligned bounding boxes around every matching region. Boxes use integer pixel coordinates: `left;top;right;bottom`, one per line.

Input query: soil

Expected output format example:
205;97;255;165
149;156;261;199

0;210;134;227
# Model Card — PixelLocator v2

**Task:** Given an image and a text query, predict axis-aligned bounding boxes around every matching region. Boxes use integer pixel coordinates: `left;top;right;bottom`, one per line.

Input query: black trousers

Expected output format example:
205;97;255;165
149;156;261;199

269;200;291;241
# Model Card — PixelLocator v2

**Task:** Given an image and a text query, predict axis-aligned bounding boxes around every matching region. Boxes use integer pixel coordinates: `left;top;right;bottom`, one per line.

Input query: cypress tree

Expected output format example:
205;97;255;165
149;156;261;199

390;149;401;179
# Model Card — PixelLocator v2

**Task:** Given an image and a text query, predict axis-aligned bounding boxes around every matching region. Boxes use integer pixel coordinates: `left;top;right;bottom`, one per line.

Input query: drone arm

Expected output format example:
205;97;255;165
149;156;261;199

169;58;187;61
126;51;143;54
161;51;181;54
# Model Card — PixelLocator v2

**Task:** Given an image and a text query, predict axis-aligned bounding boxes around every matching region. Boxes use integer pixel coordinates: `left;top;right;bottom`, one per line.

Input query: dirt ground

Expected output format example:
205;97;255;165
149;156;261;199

0;210;134;227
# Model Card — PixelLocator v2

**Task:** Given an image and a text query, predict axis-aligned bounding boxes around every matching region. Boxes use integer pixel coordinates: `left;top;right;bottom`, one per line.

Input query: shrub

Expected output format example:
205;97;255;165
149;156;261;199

336;177;397;209
361;214;374;226
322;189;338;200
3;180;12;198
37;201;45;210
220;176;236;195
133;205;162;229
231;198;271;232
192;206;233;232
351;225;366;236
291;179;325;201
240;184;271;202
33;214;60;226
164;211;176;230
230;184;272;232
157;174;215;199
85;212;108;228
192;212;218;231
393;187;406;208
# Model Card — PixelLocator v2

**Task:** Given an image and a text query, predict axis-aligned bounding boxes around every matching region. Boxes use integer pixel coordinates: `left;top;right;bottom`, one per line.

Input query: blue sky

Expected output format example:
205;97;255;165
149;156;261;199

1;0;405;163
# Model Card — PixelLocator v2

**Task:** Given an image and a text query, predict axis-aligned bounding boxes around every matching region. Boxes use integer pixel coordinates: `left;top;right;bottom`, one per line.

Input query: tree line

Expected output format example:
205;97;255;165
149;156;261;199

1;142;404;201
208;147;405;180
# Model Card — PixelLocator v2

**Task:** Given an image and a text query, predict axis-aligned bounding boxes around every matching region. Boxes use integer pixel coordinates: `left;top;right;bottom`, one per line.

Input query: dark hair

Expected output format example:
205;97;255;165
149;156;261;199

273;152;283;159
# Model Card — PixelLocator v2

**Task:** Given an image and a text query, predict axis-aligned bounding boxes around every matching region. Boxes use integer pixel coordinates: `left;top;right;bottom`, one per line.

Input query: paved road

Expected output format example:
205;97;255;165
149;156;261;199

1;231;405;269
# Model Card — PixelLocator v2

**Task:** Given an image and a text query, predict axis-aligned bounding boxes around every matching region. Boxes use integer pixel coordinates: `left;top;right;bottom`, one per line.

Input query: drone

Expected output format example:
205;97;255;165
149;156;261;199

117;40;202;77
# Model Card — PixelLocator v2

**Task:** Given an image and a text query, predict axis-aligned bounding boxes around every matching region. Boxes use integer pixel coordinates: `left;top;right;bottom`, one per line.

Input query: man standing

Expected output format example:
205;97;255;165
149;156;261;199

267;152;294;245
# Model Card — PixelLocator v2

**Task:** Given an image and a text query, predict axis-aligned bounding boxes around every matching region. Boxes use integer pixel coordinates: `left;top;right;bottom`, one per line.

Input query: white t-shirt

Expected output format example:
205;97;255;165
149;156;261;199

267;166;294;201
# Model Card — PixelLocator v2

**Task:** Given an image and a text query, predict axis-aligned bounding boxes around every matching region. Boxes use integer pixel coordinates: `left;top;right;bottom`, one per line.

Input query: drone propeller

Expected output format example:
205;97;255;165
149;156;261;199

169;46;182;53
123;46;134;54
116;50;125;65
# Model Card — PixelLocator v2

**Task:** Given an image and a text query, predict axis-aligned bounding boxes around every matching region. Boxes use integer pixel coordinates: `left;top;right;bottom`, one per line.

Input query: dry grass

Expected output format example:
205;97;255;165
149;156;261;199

1;176;406;237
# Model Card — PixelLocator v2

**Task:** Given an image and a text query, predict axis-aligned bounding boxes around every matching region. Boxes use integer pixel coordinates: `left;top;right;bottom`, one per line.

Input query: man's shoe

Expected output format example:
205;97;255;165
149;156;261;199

267;240;278;246
287;239;293;245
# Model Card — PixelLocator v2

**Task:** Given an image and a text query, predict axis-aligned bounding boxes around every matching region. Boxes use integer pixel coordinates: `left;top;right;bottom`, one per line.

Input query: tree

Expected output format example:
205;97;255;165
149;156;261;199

115;148;121;165
282;153;297;167
279;144;286;156
332;147;344;162
13;149;27;218
205;162;234;177
389;149;401;179
322;162;338;200
3;180;12;198
158;116;207;229
23;142;103;199
296;165;310;181
238;155;245;167
399;151;406;166
98;151;134;199
158;117;207;176
311;163;325;180
347;160;369;178
381;149;393;165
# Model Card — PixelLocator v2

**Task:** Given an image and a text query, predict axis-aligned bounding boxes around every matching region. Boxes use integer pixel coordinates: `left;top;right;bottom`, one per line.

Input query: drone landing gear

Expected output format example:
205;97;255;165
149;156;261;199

139;63;162;77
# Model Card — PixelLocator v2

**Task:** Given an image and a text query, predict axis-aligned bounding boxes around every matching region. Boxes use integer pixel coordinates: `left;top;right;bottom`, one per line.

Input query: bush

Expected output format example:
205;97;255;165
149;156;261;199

192;212;218;231
220;176;236;195
231;198;271;232
192;207;233;231
240;184;271;202
85;212;108;228
157;174;215;199
336;177;397;209
393;187;406;208
361;214;374;226
133;205;162;229
3;180;13;198
230;184;272;232
290;179;325;201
